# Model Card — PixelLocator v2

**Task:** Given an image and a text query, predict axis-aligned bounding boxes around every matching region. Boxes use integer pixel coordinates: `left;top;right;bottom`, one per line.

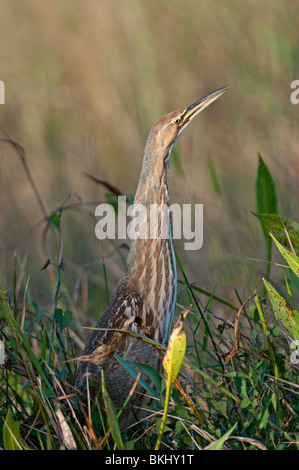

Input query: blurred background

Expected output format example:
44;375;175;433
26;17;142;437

0;0;298;331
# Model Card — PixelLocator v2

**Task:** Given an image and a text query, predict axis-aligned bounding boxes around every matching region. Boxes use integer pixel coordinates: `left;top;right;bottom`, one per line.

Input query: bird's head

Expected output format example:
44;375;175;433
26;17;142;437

149;85;229;156
136;85;229;202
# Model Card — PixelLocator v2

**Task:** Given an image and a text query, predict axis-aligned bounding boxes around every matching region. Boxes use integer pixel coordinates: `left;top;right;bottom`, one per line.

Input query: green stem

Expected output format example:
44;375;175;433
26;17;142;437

155;382;171;450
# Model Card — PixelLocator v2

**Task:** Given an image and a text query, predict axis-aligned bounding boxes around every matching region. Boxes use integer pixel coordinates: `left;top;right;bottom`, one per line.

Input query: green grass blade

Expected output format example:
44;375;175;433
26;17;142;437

284;276;294;306
176;254;221;364
101;370;125;450
255;294;280;378
270;233;299;276
0;284;54;393
114;352;159;398
3;409;25;450
289;269;299;294
256;154;277;222
206;422;237;450
183;359;241;404
177;279;238;311
130;362;162;394
255;153;277;278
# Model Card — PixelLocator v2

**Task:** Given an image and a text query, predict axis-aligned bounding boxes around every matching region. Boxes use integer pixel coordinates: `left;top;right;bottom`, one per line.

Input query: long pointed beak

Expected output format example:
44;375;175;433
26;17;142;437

180;85;229;128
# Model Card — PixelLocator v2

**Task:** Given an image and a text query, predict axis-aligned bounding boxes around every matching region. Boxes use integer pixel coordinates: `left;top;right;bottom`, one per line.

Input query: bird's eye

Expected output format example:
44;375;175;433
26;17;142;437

172;117;182;125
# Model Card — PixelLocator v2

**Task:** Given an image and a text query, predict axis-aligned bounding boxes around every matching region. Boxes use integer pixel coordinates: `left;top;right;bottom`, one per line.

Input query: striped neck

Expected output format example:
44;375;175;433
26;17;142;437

127;168;177;343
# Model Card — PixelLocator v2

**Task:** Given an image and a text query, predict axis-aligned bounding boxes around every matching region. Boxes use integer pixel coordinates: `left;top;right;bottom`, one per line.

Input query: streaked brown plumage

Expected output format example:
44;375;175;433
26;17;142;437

75;86;228;423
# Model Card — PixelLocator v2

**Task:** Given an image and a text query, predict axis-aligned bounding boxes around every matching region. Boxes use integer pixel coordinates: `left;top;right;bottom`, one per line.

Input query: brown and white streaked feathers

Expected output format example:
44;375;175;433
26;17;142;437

75;86;228;420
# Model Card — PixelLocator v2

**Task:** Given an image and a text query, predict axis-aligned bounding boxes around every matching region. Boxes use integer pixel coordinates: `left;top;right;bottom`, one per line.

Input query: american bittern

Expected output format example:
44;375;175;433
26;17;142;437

75;86;228;422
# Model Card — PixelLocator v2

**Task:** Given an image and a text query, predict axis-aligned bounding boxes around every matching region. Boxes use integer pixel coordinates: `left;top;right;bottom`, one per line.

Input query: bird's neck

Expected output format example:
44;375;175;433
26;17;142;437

126;167;177;342
129;167;170;263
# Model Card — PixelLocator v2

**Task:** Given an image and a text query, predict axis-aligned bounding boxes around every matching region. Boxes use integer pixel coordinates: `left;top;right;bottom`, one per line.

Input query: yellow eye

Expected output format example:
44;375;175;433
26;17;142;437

172;116;182;125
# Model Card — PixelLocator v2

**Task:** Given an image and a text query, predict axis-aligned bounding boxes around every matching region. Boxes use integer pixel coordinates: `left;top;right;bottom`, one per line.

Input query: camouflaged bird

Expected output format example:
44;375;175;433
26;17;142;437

75;86;228;423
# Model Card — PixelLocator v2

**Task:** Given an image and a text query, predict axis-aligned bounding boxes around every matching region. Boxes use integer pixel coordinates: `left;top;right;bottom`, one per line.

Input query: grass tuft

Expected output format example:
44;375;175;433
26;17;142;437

0;146;298;450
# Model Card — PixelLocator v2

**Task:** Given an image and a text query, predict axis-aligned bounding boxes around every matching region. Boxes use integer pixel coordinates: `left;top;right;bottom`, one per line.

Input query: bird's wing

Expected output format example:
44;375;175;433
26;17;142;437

81;278;143;356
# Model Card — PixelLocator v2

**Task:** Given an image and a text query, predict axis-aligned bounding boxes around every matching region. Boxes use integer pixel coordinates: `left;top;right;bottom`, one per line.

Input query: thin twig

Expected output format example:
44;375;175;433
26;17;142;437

0;130;48;219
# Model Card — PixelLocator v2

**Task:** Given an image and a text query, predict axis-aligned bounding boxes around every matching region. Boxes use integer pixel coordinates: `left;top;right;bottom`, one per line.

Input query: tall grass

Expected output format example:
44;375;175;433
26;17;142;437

1;0;299;305
0;144;298;450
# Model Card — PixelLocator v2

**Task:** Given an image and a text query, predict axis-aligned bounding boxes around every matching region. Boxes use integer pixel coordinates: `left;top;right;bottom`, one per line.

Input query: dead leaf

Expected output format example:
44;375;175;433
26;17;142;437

56;408;77;450
70;317;135;366
222;293;255;363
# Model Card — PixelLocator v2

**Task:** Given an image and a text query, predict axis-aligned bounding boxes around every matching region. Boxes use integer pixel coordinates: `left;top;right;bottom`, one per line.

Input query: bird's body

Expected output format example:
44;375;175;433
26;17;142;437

75;86;227;421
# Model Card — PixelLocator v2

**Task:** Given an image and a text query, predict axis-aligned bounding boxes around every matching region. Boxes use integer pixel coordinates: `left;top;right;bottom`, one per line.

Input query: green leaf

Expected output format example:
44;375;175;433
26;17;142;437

258;407;270;430
289;269;299;294
130;362;162;394
49;211;60;228
115;353;159;398
0;285;54;393
210;397;228;418
263;278;299;341
207;423;237;450
101;370;124;450
3;409;23;450
255;154;277;276
41;323;47;361
34;308;47;325
54;308;72;330
270;233;299;277
235;374;251;408
251;213;299;253
284;276;294;306
162;314;187;384
256;154;277;216
155;310;188;450
124;440;136;450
